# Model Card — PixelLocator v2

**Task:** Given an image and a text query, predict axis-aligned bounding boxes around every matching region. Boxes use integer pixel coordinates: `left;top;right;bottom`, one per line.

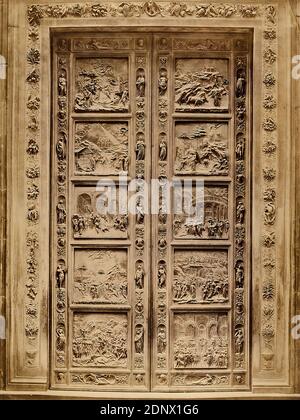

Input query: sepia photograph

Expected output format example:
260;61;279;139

0;0;299;404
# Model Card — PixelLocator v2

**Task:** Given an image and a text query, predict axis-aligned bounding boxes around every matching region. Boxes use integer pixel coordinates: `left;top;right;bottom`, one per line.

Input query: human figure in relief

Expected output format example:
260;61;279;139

135;263;145;289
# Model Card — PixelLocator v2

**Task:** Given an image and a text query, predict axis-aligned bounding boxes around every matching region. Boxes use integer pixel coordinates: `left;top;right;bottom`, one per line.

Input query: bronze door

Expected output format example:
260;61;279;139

51;31;251;392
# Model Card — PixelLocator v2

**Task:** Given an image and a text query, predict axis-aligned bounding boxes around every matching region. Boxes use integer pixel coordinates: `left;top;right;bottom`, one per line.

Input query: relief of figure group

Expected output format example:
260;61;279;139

74;122;129;175
73;314;128;368
175;122;229;176
73;250;128;304
72;190;128;239
74;58;129;112
173;314;229;369
175;59;229;112
173;187;229;240
173;251;229;304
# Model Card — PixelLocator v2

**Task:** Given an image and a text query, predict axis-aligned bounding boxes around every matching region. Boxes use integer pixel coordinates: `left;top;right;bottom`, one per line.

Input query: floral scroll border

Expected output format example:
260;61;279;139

261;6;278;370
24;1;279;376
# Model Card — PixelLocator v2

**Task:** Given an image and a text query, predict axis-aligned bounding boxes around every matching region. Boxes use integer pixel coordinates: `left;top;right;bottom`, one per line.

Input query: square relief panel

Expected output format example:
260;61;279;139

74;58;129;112
72;313;129;368
72;186;128;239
173;185;230;240
174;121;229;176
174;58;230;113
74;121;129;176
173;249;229;305
72;248;128;304
172;313;229;369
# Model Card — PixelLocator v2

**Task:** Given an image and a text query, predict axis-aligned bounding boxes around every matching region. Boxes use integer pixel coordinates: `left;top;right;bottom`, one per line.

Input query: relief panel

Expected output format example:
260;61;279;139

173;250;229;305
72;313;129;368
174;121;229;176
173;185;230;240
71;186;128;239
74;121;129;175
72;249;128;304
174;58;230;113
173;313;229;369
74;58;129;112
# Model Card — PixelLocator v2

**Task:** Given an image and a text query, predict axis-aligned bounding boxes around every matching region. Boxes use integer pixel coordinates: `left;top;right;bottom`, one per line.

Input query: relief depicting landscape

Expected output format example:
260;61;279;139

72;313;128;368
73;249;128;304
173;250;229;305
74;122;129;175
175;122;229;175
74;58;129;112
175;58;229;112
173;313;229;369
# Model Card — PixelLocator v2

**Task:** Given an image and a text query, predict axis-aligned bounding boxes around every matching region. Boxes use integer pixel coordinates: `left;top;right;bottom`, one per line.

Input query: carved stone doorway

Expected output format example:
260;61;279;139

51;30;251;392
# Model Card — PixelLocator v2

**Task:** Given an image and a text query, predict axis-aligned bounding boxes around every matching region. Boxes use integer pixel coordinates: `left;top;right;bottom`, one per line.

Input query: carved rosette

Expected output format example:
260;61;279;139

25;11;42;369
234;56;248;372
260;5;278;370
53;51;69;378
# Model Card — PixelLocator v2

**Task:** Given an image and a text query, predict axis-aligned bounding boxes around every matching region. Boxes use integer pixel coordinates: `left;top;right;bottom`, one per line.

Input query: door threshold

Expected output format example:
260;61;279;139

0;390;299;400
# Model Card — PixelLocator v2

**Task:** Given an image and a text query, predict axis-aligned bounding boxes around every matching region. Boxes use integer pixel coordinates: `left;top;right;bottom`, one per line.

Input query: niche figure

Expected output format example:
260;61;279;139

236;134;245;160
58;71;67;96
236;71;246;98
158;262;167;288
159;137;167;161
56;199;66;224
136;197;145;224
56;263;66;289
136;138;145;161
135;263;145;289
134;324;144;353
235;261;244;289
236;201;245;224
159;69;168;96
157;324;167;353
136;69;145;97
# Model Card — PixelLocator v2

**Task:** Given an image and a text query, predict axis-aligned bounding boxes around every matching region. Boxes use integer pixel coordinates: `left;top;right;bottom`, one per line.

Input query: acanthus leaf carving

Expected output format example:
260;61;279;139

27;5;43;26
27;139;39;155
263;94;277;109
263;72;276;87
263;141;277;155
26;166;40;179
27;48;41;65
27;96;40;110
264;48;277;64
263;118;277;132
27;69;40;84
263;168;276;182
